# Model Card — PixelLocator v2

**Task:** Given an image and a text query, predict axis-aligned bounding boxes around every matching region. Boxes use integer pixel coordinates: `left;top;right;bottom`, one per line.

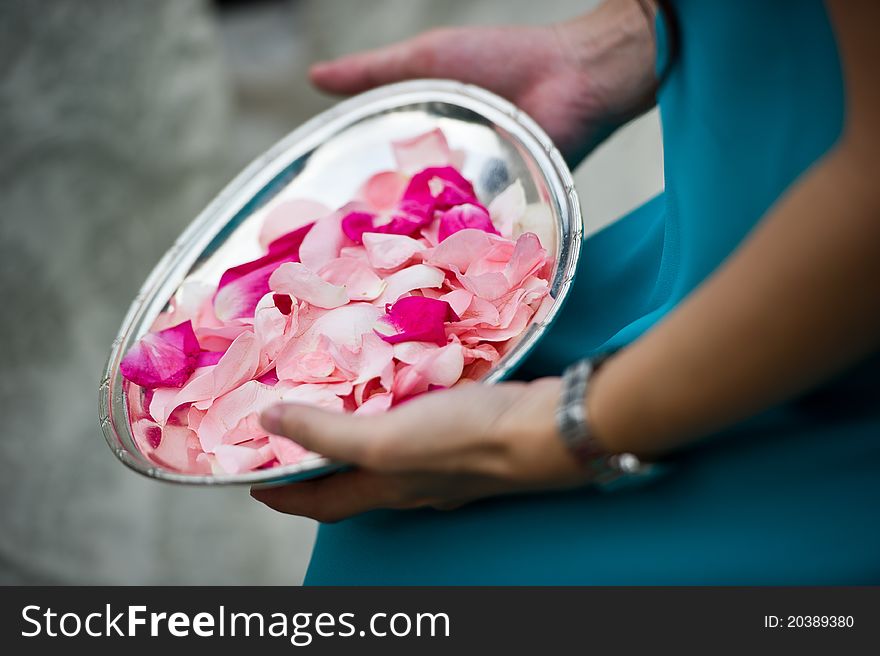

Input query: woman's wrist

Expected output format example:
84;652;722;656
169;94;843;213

554;0;659;129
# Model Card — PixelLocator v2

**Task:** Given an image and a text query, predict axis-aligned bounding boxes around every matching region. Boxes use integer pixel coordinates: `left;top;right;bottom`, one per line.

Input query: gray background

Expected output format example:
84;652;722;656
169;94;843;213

0;0;661;584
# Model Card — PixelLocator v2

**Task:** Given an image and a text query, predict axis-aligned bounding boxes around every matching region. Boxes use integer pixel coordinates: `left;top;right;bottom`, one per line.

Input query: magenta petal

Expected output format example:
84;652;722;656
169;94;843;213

437;203;499;242
377;296;459;347
217;222;314;291
120;320;201;389
256;368;279;385
196;350;225;367
341;211;378;244
341;203;433;244
213;222;314;321
403;166;477;210
213;265;275;322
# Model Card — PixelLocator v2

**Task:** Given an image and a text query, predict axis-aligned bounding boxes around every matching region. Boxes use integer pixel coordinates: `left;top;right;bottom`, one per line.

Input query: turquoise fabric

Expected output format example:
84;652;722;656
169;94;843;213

305;0;880;584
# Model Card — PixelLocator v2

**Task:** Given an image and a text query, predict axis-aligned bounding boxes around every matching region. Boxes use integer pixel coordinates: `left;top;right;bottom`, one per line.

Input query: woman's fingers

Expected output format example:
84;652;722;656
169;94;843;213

261;404;387;465
260;389;479;472
309;31;444;95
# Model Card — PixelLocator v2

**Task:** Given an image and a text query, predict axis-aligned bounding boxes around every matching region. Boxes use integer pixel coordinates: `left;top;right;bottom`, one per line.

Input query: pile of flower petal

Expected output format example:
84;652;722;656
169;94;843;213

122;129;554;475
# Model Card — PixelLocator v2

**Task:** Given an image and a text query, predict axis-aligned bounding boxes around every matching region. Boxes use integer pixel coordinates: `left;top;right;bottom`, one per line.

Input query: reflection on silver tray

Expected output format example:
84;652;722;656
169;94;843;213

98;79;582;486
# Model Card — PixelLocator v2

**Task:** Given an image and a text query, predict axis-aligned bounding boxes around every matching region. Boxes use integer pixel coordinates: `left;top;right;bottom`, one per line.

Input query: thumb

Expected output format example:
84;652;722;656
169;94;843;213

261;403;384;465
309;30;448;95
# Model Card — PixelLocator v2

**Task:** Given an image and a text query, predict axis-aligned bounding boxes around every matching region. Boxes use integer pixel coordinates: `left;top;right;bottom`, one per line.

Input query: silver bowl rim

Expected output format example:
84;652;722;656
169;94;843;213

98;79;583;486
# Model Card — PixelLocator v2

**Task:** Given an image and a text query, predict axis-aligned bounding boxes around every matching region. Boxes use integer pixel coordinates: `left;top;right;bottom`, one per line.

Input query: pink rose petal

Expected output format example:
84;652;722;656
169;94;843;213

375;263;446;305
427;228;505;273
439;289;474;317
120;320;201;389
360;171;408;211
258;199;331;250
151;281;215;332
487;179;526;238
268;435;310;465
274;304;383;380
153;330;260;424
254;292;298;373
327;332;394;385
319;257;386;301
392;128;452;174
299;209;349;272
213;441;275;475
151;424;202;472
392;342;464;400
269;262;348;309
354;391;393;416
362;232;424;270
504;232;547;289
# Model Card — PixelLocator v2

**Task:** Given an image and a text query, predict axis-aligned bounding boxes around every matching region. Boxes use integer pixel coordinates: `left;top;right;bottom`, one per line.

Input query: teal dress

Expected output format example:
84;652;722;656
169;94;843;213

305;0;880;584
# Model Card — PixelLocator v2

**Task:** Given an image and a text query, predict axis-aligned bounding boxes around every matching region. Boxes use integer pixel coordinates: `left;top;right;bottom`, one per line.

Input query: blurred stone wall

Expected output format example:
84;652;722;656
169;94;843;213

0;0;660;584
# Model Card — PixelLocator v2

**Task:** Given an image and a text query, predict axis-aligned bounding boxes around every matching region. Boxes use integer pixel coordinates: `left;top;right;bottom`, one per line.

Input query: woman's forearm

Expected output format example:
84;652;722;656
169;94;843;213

554;0;659;160
586;0;880;458
588;139;880;458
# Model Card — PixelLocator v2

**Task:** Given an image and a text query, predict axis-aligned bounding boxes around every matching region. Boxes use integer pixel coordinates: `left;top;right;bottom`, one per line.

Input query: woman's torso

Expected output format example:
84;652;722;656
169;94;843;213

304;0;880;585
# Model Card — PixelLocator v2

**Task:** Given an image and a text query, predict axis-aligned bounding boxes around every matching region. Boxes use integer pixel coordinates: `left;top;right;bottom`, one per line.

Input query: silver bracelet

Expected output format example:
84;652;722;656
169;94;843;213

556;357;648;484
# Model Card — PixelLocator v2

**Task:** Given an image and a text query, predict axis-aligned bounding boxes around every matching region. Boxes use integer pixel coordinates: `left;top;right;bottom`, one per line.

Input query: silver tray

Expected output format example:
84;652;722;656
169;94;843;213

98;79;582;486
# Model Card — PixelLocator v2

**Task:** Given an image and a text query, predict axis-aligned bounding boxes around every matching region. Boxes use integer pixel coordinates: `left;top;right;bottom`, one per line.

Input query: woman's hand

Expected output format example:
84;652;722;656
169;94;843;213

308;0;658;164
251;378;588;522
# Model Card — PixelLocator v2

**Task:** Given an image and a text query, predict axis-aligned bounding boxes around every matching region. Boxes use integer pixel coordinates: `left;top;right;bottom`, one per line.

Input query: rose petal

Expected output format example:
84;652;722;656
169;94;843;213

402;166;476;210
319;257;386;301
362;232;424;270
377;296;458;347
392;342;464;400
254;293;297;372
375;263;446;305
151;330;260;423
341;201;433;244
268;435;310;465
151;281;215;332
360;171;408;211
340;211;378;244
269;262;348;309
439;289;474;317
327;331;394;385
197;382;279;453
213;223;314;321
426;228;506;273
353;391;393;416
213;441;275;474
299;209;349;272
437;203;499;242
120;320;201;389
196;350;225;367
221;413;268;445
488;179;526;238
258;199;331;250
504;232;547;289
454;269;511;301
151;424;203;472
274;304;383;380
514;203;557;257
392;128;452;174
